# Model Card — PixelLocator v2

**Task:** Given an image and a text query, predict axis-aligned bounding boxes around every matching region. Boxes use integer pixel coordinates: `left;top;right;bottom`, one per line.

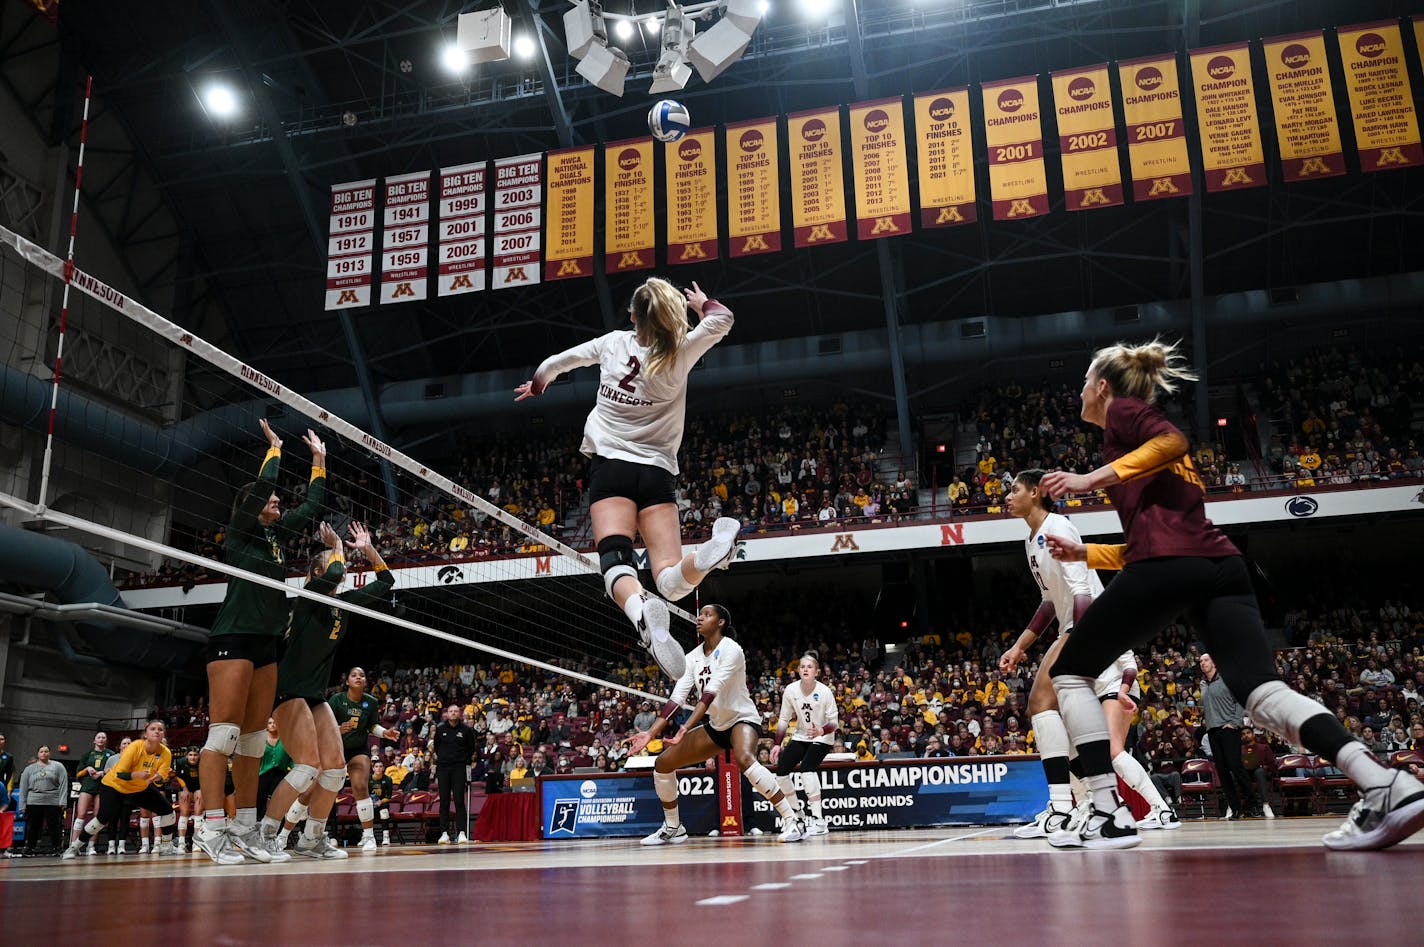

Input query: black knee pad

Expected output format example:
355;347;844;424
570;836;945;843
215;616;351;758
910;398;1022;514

597;535;637;598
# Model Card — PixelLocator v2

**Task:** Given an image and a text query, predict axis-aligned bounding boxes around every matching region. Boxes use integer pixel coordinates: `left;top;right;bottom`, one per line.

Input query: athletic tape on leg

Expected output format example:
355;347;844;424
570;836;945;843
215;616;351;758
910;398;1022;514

235;730;266;758
203;723;240;757
744;761;781;800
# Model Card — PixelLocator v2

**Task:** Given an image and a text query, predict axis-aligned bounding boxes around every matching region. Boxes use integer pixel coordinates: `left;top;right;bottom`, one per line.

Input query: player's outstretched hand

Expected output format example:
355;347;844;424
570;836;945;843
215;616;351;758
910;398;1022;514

684;280;707;315
1044;534;1087;562
514;380;537;402
1116;690;1138;713
259;418;283;449
1039;470;1090;499
627;731;652;755
663;725;688;746
302;429;326;467
319;521;342;550
348;521;372;553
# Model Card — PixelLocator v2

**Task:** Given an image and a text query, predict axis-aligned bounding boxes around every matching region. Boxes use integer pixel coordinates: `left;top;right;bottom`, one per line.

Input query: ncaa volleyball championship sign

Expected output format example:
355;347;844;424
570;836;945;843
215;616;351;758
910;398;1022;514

541;770;719;839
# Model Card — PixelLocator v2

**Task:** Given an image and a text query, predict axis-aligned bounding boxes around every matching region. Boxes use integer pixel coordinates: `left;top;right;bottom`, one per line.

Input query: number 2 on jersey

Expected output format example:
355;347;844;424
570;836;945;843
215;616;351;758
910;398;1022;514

618;355;641;392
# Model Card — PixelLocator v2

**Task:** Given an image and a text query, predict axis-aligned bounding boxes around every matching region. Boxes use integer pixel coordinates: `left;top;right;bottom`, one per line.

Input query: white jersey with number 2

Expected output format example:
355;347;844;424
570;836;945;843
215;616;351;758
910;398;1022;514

669;635;760;733
779;681;838;745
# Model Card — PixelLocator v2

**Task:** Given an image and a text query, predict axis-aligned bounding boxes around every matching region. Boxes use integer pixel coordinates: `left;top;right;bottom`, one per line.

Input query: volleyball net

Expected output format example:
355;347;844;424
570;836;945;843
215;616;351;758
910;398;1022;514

0;221;697;702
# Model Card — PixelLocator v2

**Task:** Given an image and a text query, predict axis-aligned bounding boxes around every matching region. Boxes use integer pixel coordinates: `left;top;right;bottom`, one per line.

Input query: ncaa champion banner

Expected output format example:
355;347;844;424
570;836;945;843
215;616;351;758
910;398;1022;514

1189;43;1267;191
665;128;719;264
725;117;781;257
541;770;718;839
325;179;376;310
913;88;976;227
604;137;656;273
437;162;486;297
543;146;595;281
1050;64;1123;210
379;171;430;304
788;107;848;247
848;97;912;239
491;154;542;290
1118;55;1193;201
1262;32;1345;181
982;76;1049;220
1336;21;1423;172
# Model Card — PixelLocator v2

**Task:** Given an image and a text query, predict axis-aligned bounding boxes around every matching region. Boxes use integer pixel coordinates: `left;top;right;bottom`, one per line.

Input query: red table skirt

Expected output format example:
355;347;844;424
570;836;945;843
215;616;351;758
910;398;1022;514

472;791;539;842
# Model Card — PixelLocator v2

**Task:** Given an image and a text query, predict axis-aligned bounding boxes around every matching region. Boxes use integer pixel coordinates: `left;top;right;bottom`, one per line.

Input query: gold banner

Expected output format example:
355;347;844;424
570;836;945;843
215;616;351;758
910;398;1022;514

1189;43;1267;191
604;138;655;274
1336;21;1423;171
913;88;976;227
848;97;912;239
665;128;719;264
544;146;595;280
1118;55;1193;201
982;76;1048;220
788;107;848;247
725;118;781;257
1262;32;1345;181
1050;64;1123;210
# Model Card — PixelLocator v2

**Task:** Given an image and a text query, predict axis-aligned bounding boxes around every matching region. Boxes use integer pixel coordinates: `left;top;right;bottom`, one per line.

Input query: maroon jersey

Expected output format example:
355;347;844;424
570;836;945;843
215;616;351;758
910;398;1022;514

1103;397;1239;562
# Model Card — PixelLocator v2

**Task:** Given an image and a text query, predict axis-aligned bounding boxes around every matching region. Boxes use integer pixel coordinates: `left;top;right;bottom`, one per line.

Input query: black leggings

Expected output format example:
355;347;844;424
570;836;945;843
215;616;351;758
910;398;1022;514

1208;727;1256;814
436;765;468;835
1052;556;1278;705
95;785;173;839
776;741;831;776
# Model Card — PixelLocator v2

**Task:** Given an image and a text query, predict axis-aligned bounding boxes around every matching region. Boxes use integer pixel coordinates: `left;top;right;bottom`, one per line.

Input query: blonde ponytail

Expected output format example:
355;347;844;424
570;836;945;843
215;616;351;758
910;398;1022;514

630;277;689;376
1087;337;1198;403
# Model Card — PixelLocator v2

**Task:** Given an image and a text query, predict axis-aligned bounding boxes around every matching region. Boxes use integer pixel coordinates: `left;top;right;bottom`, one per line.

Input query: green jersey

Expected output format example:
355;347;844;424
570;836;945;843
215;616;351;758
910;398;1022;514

370;774;394;805
259;738;292;776
330;691;382;753
210;448;326;639
78;748;113;794
277;563;394;700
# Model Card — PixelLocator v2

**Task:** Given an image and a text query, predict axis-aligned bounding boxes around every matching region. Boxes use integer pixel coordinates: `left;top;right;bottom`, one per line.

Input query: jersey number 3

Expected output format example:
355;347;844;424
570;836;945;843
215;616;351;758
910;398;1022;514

618;355;641;392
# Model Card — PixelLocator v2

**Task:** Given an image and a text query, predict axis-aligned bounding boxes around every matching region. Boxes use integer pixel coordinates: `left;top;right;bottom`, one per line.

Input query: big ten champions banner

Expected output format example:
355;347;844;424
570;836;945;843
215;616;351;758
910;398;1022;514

1262;32;1346;181
981;76;1049;220
325;179;376;309
379;171;431;304
604;138;655;273
1117;55;1193;201
491;154;542;289
724;117;781;256
848;97;912;239
437;162;487;297
1336;21;1423;172
743;758;1046;833
544;146;595;280
665;127;718;264
1188;43;1267;191
914;88;976;227
788;107;848;247
1050;64;1123;210
540;769;718;839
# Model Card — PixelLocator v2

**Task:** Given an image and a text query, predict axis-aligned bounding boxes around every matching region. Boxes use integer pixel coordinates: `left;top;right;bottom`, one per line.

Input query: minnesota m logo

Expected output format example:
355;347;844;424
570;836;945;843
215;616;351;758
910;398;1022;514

534;556;552;575
337;289;360;305
1298;157;1332;177
934;206;965;225
1147;176;1180;196
740;235;770;253
503;266;528;283
556;259;583;277
1376;147;1410;167
829;533;860;553
806;224;836;242
1221;167;1254;186
1006;199;1037;218
616;251;645;269
868;216;900;235
1078;188;1109;207
678;242;708;260
391;282;414;298
448;274;474;291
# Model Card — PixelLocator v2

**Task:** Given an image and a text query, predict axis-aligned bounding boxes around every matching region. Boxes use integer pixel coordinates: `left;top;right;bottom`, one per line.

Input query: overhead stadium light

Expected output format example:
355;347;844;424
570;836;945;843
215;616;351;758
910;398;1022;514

441;44;469;73
204;85;238;117
723;0;766;32
565;0;630;96
513;34;536;59
457;7;513;63
687;15;753;83
576;43;631;96
649;5;695;94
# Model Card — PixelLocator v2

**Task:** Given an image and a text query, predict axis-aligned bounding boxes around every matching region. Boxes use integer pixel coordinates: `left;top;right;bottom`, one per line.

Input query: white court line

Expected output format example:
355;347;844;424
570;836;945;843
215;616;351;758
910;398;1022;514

697;895;749;906
820;866;849;871
788;873;824;880
873;827;998;858
751;882;792;890
844;859;868;865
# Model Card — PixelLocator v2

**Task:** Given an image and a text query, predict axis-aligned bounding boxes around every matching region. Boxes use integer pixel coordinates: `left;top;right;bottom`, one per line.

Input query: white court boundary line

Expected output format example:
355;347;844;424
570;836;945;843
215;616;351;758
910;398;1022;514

871;826;999;857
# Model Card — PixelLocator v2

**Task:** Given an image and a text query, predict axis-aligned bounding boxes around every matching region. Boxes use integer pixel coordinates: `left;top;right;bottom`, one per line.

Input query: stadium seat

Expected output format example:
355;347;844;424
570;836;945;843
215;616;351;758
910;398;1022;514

1276;754;1322;816
1312;755;1357;812
1178;758;1220;818
1389;750;1424;770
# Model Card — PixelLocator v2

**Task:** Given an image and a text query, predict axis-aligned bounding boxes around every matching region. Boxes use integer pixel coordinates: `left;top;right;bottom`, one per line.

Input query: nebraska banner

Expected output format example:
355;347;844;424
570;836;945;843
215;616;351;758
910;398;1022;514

848;97;912;239
1336;21;1423;171
1189;43;1266;191
913;88;976;227
604;138;655;273
1118;55;1193;201
982;76;1048;220
1262;32;1345;181
665;128;719;264
491;154;542;290
436;162;486;297
325;179;376;310
1050;64;1123;210
725;118;781;257
543;146;594;281
379;171;430;304
788;107;848;247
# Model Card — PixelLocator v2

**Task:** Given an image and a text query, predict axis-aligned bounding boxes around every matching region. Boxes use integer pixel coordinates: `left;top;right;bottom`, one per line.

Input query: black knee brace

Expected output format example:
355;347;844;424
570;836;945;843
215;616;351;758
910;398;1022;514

597;535;637;599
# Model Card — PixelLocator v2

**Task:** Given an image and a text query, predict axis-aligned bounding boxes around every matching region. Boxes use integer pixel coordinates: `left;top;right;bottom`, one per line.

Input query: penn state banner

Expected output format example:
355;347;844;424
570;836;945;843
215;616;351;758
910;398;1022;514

1189;43;1267;191
1049;64;1123;210
604;137;656;273
325;179;376;310
913;88;976;227
982;76;1049;220
1261;32;1345;182
848;97;912;239
543;146;594;281
379;171;430;304
725;117;782;257
1117;55;1193;201
490;154;542;290
788;106;848;247
436;161;486;297
665;127;719;264
1335;21;1423;172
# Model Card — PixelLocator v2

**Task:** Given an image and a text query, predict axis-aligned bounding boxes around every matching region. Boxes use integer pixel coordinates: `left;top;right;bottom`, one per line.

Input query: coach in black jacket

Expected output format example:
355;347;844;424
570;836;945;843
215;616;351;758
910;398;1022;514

428;705;477;843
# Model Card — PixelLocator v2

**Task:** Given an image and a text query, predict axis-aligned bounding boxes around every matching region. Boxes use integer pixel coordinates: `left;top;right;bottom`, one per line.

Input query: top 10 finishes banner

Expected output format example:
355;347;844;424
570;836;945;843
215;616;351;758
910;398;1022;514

1189;43;1267;191
788;106;848;247
725;117;782;257
848;97;912;239
982;76;1049;220
604;138;656;273
665;128;719;264
913;88;976;227
1335;20;1423;172
1050;64;1124;210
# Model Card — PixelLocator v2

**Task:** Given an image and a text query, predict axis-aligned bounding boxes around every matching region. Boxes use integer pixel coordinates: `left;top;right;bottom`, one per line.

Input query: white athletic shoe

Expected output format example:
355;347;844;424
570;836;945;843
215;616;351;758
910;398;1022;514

641;822;689;846
1262;803;1276;819
1223;806;1236;821
805;817;830;837
638;596;685;681
1323;770;1424;851
61;839;86;861
295;834;348;860
1050;802;1141;850
138;841;151;854
85;843;97;856
455;832;469;844
194;827;246;866
106;841;117;855
117;841;127;855
360;833;378;853
225;823;273;864
153;840;182;857
259;832;293;863
694;517;743;572
1014;805;1074;839
1136;807;1182;831
437;831;451;844
779;816;808;843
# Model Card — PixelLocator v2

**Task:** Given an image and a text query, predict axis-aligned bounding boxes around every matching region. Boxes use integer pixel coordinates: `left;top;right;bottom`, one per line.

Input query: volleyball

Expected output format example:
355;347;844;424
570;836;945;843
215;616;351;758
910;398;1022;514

648;99;691;142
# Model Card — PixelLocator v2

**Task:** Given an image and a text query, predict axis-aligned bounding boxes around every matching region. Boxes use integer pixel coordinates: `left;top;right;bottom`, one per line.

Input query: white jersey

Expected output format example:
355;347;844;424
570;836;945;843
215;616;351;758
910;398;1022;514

533;302;733;474
1026;512;1103;632
669;635;759;733
778;680;838;745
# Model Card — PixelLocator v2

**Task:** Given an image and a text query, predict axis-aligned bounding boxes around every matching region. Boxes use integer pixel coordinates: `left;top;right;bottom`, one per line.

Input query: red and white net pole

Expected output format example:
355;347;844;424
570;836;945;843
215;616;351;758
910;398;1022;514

38;74;93;510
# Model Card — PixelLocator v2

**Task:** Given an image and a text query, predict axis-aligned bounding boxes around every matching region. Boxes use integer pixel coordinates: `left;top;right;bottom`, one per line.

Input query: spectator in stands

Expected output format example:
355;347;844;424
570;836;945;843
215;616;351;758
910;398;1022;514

17;744;68;855
1239;727;1277;818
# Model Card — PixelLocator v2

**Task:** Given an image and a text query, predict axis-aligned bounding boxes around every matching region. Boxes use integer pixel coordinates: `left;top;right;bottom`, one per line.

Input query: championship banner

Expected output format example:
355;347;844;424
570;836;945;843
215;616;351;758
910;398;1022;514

1336;21;1423;172
379;171;430;304
1118;55;1193;201
982;76;1049;220
325;179;376;310
436;162;486;297
543;146;595;281
540;769;719;839
725;117;782;257
1188;43;1267;191
848;97;912;239
788;107;848;247
491;154;542;290
1262;32;1345;181
604;137;655;273
1050;64;1123;210
664;128;719;264
913;88;977;227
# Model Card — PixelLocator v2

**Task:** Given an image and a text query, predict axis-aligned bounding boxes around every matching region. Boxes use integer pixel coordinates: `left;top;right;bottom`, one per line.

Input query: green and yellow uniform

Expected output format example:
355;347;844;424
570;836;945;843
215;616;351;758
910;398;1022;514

277;558;395;701
103;740;173;795
330;691;383;758
370;773;394;806
77;747;113;794
174;757;202;793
